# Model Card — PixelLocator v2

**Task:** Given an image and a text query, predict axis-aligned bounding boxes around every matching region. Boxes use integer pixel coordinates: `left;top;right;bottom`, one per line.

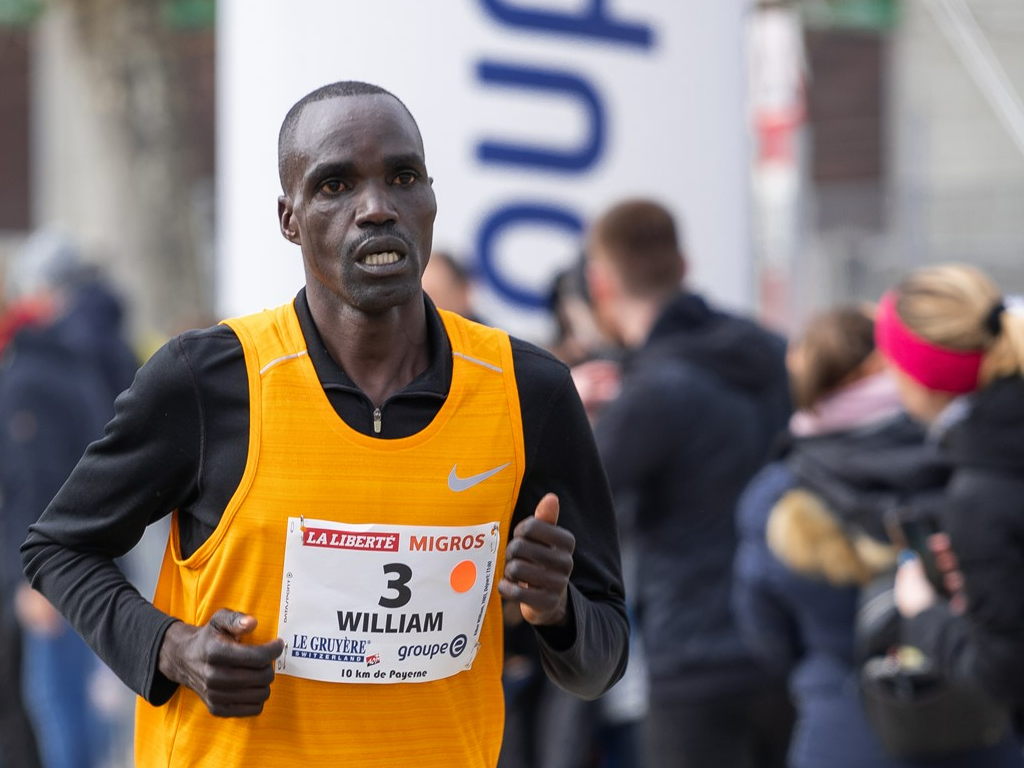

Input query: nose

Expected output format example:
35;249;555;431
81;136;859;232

355;181;398;227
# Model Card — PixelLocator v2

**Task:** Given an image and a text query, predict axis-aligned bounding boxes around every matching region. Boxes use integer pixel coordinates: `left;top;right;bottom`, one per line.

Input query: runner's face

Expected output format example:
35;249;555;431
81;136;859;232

279;94;436;315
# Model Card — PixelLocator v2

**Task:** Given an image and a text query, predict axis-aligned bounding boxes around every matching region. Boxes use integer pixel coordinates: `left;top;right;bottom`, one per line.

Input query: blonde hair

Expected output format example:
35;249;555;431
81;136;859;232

891;263;1024;386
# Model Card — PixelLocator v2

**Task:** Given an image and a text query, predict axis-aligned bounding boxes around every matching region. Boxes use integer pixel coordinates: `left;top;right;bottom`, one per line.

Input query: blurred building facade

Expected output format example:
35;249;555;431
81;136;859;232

752;0;1024;334
0;0;216;345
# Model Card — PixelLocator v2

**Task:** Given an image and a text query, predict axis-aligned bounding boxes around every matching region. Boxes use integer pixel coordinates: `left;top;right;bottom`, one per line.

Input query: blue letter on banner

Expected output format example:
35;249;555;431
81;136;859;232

477;203;583;309
477;62;605;173
480;0;654;48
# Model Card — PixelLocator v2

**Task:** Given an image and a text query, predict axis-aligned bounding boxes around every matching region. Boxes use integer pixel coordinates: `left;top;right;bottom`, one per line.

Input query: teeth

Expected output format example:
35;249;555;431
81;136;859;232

363;251;400;266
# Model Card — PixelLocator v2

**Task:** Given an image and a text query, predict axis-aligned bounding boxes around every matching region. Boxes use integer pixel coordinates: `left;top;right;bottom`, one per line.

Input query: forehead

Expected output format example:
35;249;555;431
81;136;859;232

289;94;424;171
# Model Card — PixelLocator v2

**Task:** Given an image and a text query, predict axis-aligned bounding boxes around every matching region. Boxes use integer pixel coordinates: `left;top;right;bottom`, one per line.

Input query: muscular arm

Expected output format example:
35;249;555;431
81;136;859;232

508;341;629;700
21;335;210;703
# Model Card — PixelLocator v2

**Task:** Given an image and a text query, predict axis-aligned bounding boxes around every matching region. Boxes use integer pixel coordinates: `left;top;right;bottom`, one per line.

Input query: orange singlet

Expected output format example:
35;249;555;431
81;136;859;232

135;300;525;767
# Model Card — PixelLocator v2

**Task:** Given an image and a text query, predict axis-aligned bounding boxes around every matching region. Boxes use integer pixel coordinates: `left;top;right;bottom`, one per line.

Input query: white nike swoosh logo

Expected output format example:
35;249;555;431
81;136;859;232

448;462;511;492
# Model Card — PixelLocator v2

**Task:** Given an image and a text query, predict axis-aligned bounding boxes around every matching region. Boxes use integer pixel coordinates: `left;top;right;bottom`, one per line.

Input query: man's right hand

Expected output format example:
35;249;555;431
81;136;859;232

158;608;285;717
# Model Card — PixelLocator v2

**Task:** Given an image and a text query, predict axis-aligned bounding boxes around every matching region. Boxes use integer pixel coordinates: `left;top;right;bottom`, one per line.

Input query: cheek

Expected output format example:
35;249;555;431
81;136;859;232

417;197;437;236
893;370;941;422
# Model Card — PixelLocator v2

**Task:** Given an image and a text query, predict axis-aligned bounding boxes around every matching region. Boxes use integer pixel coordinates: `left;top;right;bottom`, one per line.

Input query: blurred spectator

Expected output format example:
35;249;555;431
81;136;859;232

0;230;122;768
548;255;615;369
549;256;623;426
732;305;1022;766
5;231;138;409
879;265;1024;711
582;198;794;768
496;265;640;768
421;249;479;321
0;300;45;768
550;258;646;768
53;274;138;408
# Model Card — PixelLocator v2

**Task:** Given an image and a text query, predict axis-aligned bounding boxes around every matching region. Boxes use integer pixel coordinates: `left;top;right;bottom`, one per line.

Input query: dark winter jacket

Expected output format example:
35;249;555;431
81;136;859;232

53;278;139;409
734;413;1022;767
904;375;1024;707
595;291;791;702
0;318;109;622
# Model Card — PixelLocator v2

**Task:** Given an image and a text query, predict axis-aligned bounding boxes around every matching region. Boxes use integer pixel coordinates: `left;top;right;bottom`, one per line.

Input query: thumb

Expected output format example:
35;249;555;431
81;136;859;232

534;493;560;526
209;609;258;641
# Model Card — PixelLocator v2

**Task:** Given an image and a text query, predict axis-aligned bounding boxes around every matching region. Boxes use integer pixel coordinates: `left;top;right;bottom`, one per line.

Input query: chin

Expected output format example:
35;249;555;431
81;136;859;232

352;284;422;315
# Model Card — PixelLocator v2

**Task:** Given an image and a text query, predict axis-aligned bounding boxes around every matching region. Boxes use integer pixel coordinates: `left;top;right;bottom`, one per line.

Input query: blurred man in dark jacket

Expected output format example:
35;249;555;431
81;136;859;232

577;199;794;768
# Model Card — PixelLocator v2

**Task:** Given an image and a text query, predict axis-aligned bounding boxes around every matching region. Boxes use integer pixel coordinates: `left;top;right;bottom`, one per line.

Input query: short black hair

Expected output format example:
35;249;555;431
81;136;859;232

277;81;419;190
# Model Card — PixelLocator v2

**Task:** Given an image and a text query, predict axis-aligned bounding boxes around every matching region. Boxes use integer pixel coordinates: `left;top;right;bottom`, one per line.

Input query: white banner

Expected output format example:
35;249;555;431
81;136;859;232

217;0;753;342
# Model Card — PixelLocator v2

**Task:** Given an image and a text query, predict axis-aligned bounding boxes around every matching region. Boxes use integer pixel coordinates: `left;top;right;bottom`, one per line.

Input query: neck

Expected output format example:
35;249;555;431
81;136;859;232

308;291;430;407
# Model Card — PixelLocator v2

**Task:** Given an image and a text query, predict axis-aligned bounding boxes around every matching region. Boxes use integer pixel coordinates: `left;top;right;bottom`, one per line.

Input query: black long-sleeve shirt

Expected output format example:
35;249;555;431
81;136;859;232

22;290;628;704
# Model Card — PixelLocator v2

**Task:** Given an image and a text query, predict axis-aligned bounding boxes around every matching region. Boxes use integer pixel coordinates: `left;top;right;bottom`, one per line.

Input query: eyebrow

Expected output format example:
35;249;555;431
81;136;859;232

305;152;426;185
384;152;427;171
305;160;357;186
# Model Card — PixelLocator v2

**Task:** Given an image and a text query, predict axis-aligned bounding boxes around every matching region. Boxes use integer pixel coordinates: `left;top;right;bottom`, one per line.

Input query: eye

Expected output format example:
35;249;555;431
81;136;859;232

393;171;418;187
319;179;346;195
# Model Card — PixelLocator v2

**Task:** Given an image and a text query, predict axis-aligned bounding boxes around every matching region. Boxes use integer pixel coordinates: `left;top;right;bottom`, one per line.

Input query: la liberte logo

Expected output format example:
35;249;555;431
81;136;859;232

302;529;490;552
302;529;400;551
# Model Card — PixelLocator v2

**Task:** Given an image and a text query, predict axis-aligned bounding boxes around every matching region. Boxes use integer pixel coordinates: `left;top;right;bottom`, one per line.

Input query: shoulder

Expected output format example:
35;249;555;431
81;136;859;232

946;468;1024;546
132;324;244;404
155;323;243;372
738;461;798;533
628;348;755;427
705;298;786;345
508;335;573;399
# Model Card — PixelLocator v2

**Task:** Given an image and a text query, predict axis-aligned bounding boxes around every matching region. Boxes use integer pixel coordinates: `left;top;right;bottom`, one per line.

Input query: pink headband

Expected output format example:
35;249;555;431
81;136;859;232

875;291;984;394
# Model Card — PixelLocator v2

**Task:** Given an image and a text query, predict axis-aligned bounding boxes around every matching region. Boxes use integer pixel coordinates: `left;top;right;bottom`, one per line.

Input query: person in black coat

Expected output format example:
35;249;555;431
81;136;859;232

881;264;1024;712
54;272;139;409
734;305;1022;768
0;230;118;768
577;198;794;768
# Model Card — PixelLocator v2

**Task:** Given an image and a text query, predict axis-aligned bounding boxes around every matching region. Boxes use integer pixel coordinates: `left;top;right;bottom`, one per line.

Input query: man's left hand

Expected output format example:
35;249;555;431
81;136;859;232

498;493;575;627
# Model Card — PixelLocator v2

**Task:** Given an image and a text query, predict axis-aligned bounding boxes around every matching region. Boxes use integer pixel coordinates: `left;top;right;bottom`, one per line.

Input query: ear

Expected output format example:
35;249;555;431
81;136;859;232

278;196;300;244
586;260;616;305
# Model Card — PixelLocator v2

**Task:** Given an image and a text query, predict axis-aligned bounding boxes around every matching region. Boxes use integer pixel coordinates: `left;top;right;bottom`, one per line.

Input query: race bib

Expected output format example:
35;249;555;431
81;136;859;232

276;516;500;684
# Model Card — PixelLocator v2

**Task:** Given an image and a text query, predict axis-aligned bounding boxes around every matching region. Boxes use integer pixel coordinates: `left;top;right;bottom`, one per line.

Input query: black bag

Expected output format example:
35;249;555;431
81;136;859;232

855;572;1011;758
860;655;1010;758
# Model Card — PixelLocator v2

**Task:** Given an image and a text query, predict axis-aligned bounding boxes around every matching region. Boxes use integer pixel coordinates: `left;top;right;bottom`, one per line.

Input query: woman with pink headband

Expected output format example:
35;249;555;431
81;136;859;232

876;263;1024;717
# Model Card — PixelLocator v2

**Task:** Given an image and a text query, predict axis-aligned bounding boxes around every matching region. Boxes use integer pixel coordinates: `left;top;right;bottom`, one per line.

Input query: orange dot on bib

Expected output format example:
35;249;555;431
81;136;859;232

450;560;477;593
